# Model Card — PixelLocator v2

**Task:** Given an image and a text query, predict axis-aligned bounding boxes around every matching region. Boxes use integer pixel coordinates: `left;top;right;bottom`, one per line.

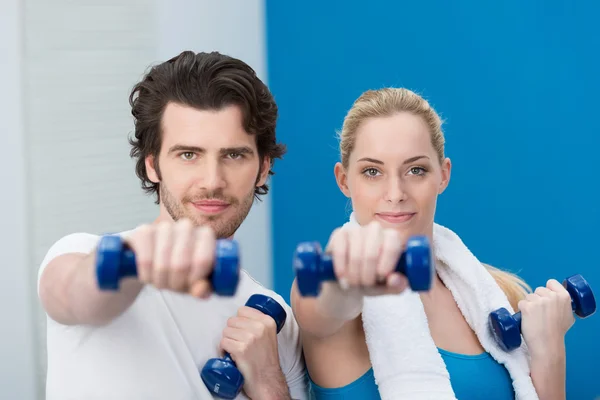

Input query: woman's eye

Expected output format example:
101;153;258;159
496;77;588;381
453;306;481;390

409;167;426;175
363;168;381;177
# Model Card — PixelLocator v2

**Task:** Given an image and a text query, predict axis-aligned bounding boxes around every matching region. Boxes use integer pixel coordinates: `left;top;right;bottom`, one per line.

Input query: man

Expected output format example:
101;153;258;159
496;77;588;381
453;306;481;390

37;50;307;399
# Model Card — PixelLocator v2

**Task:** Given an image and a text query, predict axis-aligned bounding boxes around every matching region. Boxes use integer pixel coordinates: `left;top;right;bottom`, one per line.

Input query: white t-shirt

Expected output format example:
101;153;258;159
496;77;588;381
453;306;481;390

38;230;308;400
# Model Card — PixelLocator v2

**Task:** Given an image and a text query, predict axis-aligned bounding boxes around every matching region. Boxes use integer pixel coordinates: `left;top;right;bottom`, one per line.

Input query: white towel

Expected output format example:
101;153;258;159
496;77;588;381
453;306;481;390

342;213;539;400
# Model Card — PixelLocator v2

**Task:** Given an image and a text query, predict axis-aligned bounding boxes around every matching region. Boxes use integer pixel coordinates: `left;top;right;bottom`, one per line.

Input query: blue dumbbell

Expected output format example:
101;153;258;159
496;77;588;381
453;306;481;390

200;294;287;399
489;274;597;352
293;235;434;296
95;234;240;296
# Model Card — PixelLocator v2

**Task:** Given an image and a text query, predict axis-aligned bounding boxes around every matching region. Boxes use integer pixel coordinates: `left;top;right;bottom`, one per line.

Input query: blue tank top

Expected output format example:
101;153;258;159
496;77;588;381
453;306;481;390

308;348;515;399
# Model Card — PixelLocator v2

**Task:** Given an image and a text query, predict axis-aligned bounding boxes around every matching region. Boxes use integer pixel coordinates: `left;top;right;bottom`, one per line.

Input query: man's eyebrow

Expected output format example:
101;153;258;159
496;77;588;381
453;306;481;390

167;145;205;154
219;146;254;156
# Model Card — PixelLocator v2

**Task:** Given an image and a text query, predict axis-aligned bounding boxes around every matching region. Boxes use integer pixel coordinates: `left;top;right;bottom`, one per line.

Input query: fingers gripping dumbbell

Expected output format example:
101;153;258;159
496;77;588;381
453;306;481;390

95;234;240;296
488;274;597;352
293;235;434;296
200;294;287;399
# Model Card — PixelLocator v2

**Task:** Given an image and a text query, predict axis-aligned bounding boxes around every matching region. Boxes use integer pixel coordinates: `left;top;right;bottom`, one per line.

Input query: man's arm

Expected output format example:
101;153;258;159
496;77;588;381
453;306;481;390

277;298;309;400
39;251;143;326
38;233;143;326
39;220;221;327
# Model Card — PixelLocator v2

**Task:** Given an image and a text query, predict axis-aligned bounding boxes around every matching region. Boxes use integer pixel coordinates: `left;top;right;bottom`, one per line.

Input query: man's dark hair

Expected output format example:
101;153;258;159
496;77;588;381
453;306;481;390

128;50;286;204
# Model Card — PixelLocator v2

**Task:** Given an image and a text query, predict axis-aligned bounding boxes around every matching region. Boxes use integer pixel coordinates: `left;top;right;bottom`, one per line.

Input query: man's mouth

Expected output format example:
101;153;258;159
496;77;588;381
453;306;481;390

191;200;231;214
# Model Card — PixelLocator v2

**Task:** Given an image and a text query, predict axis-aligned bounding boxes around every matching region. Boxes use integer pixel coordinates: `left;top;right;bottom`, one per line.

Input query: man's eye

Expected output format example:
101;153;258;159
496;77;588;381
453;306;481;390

180;152;196;160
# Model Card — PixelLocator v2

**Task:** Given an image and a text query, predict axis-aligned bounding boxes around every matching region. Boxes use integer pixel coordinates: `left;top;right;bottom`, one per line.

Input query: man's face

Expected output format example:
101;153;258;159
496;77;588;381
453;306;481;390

146;102;270;238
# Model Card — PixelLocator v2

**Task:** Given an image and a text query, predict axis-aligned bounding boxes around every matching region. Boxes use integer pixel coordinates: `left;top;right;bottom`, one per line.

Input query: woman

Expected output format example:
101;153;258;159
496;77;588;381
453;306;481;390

291;88;574;400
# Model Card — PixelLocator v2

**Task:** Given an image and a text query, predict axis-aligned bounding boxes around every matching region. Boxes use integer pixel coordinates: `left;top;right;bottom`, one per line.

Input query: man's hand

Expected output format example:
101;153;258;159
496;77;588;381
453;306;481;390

126;218;217;298
220;306;290;399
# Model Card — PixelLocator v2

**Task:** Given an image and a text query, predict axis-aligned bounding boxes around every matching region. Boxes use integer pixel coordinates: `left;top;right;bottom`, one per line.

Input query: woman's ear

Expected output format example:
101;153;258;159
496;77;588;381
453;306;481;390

334;162;351;198
439;157;451;194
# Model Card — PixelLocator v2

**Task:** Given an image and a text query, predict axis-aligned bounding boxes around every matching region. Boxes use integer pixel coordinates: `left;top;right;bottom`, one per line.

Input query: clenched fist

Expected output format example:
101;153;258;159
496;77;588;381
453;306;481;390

519;279;575;357
125;218;218;298
325;220;409;296
220;306;288;399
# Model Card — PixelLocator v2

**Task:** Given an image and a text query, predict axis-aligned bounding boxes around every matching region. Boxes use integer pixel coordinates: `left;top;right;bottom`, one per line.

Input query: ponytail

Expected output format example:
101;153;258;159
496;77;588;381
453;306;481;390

483;264;531;311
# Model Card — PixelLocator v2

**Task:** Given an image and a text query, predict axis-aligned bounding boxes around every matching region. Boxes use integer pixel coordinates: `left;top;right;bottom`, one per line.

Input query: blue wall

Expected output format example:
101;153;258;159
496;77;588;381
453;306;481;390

266;2;599;398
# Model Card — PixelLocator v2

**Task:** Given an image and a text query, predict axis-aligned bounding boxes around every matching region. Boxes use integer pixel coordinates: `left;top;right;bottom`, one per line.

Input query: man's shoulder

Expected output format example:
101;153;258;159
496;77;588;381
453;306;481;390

237;270;293;311
42;229;134;262
236;270;300;344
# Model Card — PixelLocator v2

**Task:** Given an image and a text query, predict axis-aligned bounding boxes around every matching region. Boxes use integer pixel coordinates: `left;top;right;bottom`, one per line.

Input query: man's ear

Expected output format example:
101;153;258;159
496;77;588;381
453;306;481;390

256;156;271;187
334;162;351;198
146;155;160;183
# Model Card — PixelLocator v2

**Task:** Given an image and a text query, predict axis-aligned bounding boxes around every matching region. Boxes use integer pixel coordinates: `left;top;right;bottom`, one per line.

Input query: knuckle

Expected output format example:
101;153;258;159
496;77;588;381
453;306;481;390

193;250;213;268
332;245;345;261
237;306;251;317
384;228;399;242
330;227;343;240
198;224;216;240
177;218;194;229
384;231;402;251
525;293;537;302
263;316;277;331
546;278;558;287
219;338;229;351
156;220;172;234
133;224;153;240
255;322;267;336
534;287;545;295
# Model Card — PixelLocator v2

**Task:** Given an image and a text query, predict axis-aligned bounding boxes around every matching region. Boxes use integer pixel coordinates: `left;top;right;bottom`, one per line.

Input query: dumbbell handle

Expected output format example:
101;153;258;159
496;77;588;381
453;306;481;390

113;247;139;280
318;252;408;282
507;298;578;331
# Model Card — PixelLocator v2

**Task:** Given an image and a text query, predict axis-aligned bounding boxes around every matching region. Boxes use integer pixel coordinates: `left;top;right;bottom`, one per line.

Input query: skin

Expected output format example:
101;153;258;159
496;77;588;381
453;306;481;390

291;111;573;400
39;103;290;399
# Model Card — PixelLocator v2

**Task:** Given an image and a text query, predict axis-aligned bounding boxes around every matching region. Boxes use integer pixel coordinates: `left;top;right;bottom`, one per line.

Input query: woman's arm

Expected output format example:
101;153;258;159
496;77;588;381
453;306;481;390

519;279;575;400
291;279;363;338
529;341;567;400
291;280;372;388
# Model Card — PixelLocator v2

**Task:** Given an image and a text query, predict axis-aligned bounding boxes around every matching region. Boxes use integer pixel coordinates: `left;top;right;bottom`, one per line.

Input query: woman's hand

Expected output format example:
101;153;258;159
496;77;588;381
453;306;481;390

519;279;574;357
325;220;409;297
520;278;574;400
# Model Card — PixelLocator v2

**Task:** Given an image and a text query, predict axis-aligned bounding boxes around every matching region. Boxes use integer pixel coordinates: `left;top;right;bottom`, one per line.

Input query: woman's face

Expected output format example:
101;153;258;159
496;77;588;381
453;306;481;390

335;112;451;238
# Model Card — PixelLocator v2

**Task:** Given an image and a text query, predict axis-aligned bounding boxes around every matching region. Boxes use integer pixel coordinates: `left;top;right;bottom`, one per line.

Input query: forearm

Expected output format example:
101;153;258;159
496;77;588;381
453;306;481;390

249;370;292;400
291;280;363;338
529;342;567;400
316;283;363;321
40;252;143;326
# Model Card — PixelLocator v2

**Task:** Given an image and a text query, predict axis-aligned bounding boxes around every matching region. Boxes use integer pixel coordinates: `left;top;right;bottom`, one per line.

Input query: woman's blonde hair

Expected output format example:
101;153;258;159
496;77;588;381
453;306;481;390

338;87;531;310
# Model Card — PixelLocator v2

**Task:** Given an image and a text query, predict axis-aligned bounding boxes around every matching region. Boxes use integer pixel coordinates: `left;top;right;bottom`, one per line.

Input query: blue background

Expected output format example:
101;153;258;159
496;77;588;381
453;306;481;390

266;1;599;398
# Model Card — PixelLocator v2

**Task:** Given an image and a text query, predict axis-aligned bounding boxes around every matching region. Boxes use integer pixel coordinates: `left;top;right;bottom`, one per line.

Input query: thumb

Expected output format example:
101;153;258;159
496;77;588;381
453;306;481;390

189;280;212;299
384;273;408;294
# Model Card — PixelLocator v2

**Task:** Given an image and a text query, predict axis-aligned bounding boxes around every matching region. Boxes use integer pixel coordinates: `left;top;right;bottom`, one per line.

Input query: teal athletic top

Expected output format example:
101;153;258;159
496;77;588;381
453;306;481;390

308;348;515;399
